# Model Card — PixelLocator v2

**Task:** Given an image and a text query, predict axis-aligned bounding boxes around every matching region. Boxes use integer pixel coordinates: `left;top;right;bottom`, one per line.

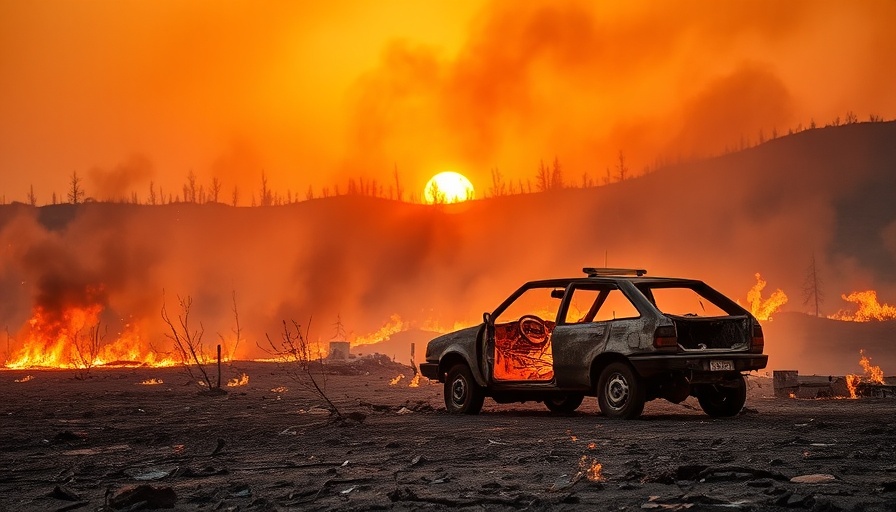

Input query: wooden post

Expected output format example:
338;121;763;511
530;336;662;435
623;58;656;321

216;344;222;389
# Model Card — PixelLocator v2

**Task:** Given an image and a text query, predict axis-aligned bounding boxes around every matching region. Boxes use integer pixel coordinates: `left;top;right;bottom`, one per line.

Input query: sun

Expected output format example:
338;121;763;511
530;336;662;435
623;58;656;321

423;171;475;204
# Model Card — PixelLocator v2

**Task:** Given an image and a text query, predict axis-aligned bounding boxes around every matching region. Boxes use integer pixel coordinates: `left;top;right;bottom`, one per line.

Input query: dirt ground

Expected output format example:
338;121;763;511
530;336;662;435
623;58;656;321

1;358;895;512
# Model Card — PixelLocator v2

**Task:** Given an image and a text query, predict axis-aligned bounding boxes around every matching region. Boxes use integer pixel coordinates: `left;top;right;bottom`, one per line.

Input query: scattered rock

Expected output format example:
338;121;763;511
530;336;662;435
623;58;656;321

109;485;176;509
124;467;173;481
49;485;81;501
210;438;226;456
790;474;837;484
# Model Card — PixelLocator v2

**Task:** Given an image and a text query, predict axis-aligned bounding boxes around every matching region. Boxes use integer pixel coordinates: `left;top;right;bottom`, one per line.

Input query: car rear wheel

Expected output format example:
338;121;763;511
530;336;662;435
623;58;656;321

444;364;485;414
544;393;585;414
696;375;746;417
597;362;645;419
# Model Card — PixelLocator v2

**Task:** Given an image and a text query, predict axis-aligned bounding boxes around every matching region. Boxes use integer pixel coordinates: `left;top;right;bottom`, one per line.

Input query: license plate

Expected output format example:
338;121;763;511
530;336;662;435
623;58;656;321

709;360;734;371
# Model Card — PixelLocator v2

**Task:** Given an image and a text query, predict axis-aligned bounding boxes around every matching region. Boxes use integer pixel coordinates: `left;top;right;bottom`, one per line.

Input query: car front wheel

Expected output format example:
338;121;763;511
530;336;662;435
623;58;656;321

444;364;485;414
544;393;585;414
696;375;746;417
597;362;645;419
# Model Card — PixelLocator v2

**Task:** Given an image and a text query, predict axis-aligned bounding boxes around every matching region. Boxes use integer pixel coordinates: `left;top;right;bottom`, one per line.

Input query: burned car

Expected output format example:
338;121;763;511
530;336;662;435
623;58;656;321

420;268;768;419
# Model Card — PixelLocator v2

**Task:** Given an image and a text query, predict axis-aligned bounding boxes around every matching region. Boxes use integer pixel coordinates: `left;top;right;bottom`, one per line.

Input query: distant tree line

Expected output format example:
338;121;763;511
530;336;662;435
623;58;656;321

4;112;891;207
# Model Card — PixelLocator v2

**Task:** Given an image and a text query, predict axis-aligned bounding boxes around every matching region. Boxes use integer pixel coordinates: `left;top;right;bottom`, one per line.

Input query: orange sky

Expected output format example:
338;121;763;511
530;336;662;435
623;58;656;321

1;0;894;204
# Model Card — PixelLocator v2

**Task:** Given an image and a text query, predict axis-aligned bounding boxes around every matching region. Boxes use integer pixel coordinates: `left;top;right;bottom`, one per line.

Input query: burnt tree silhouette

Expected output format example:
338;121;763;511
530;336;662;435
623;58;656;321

802;253;825;317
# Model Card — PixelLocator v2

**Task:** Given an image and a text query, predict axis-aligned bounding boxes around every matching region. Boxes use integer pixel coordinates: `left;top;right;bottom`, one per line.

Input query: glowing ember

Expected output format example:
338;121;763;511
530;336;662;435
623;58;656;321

578;456;605;482
408;373;421;387
227;373;250;387
271;386;288;393
788;392;796;399
747;273;788;321
140;378;164;385
389;374;405;386
5;305;178;369
828;290;896;322
14;375;34;383
587;442;596;450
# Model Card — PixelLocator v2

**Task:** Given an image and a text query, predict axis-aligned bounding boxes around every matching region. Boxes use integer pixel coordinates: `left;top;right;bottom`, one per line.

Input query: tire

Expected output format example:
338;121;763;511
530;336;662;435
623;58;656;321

544;393;585;414
696;375;746;418
444;364;485;414
596;362;645;419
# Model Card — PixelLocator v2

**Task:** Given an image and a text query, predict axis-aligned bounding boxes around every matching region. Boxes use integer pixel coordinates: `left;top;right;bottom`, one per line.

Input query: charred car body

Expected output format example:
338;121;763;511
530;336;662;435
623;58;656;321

420;268;768;419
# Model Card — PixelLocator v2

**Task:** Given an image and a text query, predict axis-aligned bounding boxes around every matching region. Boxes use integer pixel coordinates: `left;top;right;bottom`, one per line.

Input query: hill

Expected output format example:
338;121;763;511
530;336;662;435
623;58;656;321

0;122;894;375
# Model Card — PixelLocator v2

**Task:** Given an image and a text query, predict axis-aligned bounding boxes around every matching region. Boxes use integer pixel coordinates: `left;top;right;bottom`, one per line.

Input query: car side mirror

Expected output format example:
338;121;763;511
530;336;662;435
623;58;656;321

483;311;492;325
550;289;565;299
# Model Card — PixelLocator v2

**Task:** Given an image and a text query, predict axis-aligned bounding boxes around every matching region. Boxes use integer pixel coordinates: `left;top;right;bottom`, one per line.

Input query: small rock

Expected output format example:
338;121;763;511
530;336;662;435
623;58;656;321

790;474;836;484
109;485;176;509
49;485;81;501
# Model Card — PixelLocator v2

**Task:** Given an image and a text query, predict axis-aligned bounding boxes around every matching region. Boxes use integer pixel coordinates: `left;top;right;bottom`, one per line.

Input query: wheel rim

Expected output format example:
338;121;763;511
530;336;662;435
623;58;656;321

451;376;467;405
605;372;630;410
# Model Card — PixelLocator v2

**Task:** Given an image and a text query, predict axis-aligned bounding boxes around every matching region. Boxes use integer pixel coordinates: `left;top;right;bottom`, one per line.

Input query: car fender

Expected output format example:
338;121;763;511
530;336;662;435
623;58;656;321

426;325;487;387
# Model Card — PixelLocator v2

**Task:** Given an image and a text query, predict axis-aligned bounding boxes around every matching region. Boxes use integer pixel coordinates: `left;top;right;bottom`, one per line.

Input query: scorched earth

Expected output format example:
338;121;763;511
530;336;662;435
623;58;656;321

1;359;895;511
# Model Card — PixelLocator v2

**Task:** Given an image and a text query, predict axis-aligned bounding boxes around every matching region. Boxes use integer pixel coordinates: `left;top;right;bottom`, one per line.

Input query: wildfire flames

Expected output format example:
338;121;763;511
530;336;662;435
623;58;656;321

389;374;405;386
845;350;886;399
14;375;34;383
828;290;896;322
747;273;788;321
5;305;177;369
140;378;164;385
353;314;408;348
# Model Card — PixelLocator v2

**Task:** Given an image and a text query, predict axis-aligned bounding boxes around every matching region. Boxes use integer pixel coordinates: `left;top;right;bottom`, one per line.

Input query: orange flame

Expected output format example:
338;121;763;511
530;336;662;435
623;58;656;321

859;350;885;385
408;373;421;387
846;350;887;398
140;378;164;385
828;290;896;322
227;373;250;387
845;374;860;399
14;375;34;383
389;374;405;385
747;273;788;321
5;305;178;369
353;314;407;348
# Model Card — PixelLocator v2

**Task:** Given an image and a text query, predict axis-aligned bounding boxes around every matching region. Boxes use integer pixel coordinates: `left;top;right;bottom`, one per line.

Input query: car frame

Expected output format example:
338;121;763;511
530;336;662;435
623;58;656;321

420;268;768;419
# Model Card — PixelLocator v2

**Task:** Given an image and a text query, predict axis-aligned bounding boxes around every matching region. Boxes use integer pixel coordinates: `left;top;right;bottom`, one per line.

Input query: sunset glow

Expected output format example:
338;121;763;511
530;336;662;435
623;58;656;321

422;172;475;204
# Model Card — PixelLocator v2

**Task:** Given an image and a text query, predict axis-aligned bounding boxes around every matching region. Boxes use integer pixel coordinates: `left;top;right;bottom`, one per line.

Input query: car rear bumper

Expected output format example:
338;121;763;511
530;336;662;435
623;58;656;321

629;353;768;377
420;362;440;381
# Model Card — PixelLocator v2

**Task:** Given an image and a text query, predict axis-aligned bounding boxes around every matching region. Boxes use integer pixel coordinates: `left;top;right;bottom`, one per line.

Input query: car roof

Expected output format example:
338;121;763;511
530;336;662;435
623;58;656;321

524;276;703;288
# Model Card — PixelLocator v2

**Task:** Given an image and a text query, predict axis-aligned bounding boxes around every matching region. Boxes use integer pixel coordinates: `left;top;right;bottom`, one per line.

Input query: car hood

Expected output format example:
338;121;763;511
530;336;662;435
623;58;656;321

426;324;482;359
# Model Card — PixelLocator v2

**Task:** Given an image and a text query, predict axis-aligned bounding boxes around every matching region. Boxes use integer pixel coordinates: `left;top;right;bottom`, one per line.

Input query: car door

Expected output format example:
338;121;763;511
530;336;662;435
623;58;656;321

485;284;564;384
552;282;643;388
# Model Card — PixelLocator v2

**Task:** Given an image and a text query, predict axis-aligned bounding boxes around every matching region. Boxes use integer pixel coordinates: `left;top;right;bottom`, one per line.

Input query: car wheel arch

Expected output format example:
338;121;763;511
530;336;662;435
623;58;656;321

439;352;487;387
590;352;634;388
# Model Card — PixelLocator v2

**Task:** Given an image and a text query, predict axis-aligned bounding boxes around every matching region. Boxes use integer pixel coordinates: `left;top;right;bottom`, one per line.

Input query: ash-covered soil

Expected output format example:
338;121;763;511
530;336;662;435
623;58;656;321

1;359;895;511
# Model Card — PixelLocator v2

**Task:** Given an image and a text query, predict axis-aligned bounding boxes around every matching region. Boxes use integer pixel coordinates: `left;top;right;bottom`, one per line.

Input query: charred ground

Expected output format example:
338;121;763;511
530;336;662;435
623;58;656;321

1;361;895;511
